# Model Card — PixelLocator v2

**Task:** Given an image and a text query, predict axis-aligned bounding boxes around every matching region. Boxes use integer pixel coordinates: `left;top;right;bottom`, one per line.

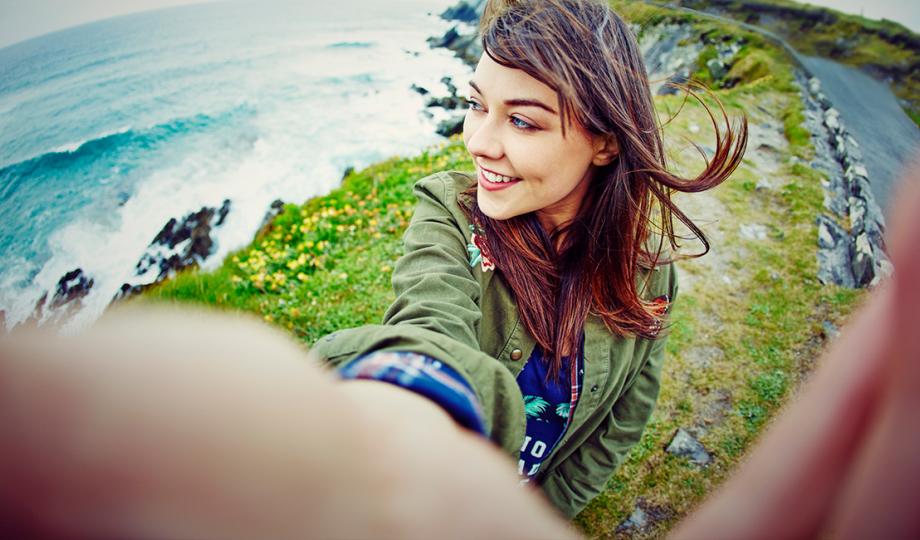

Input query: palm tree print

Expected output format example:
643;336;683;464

523;395;550;419
556;402;571;419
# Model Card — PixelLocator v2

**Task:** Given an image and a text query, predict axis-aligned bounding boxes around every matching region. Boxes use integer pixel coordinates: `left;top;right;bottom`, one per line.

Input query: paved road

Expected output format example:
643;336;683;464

802;56;920;212
670;5;920;216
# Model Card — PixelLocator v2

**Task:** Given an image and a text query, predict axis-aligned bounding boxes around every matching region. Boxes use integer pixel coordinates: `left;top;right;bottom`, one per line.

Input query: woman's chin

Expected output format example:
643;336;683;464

476;192;516;221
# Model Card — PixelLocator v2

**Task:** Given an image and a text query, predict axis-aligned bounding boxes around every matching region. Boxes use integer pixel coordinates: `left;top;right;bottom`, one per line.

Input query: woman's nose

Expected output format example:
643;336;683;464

463;113;503;160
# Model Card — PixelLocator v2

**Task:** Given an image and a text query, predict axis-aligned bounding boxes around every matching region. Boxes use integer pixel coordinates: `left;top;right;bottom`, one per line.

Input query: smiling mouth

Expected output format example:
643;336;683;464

478;166;522;191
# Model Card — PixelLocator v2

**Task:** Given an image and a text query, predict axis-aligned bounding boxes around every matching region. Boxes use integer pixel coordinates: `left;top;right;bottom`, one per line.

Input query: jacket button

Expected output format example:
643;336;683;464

590;385;599;393
510;348;523;361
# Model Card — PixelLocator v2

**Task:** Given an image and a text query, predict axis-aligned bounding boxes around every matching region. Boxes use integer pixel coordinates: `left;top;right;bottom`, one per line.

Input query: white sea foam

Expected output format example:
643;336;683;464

0;0;471;333
49;125;133;155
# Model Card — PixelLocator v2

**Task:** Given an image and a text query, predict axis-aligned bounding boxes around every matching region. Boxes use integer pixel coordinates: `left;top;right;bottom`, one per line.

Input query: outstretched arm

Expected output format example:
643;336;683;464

0;306;575;539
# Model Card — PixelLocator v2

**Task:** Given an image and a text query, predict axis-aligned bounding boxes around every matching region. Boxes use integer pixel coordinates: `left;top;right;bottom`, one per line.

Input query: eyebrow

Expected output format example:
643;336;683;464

469;80;558;115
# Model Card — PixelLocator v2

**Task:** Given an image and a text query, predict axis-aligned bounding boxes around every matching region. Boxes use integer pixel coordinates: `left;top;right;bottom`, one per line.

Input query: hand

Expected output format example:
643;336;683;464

0;307;576;539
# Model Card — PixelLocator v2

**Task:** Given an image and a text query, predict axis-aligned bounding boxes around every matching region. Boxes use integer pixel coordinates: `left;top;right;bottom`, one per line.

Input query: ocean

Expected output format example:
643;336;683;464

0;0;472;332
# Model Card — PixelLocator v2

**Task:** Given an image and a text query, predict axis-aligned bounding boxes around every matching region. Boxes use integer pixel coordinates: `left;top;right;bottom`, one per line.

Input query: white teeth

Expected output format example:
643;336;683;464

482;169;518;183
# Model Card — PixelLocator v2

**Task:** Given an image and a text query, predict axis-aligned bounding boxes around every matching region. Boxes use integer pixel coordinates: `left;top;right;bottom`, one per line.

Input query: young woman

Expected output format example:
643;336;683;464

312;0;746;518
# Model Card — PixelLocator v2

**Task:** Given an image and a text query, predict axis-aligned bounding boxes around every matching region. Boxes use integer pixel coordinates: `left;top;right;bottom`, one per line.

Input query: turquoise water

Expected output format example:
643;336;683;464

0;0;470;330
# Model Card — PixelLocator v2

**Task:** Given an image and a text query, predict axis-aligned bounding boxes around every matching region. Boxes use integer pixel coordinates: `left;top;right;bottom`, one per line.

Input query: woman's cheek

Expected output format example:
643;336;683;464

462;112;477;149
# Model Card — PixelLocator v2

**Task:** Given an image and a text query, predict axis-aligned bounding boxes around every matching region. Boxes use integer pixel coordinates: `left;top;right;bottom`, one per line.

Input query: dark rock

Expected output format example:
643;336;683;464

824;109;841;132
341;165;355;180
148;203;222;258
440;76;458;96
428;26;482;67
848;196;867;234
113;283;146;301
410;83;430;96
436;114;465;137
25;269;95;326
260;199;285;233
657;67;691;96
849;175;873;201
441;0;485;23
428;25;460;49
32;293;47;322
665;428;712;466
114;201;234;303
851;232;876;287
216;199;230;227
617;506;649;532
816;215;856;288
426;95;464;110
808;77;822;95
616;498;673;534
706;58;727;80
50;269;94;310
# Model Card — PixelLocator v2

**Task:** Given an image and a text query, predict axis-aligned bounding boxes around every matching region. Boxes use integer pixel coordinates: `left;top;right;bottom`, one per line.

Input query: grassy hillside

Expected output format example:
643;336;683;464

670;0;920;125
135;2;864;538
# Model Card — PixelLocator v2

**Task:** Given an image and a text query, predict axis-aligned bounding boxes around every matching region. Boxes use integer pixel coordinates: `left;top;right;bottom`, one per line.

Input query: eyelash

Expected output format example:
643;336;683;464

464;98;538;132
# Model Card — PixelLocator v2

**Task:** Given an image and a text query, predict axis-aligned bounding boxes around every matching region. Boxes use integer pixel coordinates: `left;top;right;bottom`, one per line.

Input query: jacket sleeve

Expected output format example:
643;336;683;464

311;173;526;457
538;264;678;518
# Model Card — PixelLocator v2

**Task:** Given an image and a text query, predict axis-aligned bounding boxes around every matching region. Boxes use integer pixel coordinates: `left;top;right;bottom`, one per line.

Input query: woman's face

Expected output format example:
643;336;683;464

462;54;610;231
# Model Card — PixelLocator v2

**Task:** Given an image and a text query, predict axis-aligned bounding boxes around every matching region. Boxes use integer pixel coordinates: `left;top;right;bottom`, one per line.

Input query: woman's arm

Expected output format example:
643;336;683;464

312;172;527;455
0;305;576;539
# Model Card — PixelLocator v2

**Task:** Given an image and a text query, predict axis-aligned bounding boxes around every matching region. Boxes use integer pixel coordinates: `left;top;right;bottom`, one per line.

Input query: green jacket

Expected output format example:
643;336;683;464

312;171;677;518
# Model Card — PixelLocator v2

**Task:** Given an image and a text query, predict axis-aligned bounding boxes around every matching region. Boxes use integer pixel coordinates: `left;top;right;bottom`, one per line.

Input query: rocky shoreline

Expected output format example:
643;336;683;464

13;200;233;330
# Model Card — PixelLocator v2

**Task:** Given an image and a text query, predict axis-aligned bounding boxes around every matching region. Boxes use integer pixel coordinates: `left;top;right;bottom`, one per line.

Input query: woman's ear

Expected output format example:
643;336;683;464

592;135;619;166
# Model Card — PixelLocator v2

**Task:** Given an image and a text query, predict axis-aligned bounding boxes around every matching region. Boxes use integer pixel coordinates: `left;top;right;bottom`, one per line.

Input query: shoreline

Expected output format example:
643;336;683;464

0;3;473;334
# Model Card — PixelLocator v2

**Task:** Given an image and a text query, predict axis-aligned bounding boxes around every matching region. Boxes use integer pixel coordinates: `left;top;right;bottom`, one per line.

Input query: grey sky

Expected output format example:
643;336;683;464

0;0;219;49
805;0;920;31
0;0;917;50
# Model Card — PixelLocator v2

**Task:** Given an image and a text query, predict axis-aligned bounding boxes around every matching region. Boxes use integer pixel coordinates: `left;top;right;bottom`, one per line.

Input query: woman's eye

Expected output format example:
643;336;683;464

510;116;536;130
465;98;484;111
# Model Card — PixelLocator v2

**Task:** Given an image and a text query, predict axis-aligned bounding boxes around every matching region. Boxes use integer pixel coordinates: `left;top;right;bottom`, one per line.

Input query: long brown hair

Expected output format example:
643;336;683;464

460;0;747;377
